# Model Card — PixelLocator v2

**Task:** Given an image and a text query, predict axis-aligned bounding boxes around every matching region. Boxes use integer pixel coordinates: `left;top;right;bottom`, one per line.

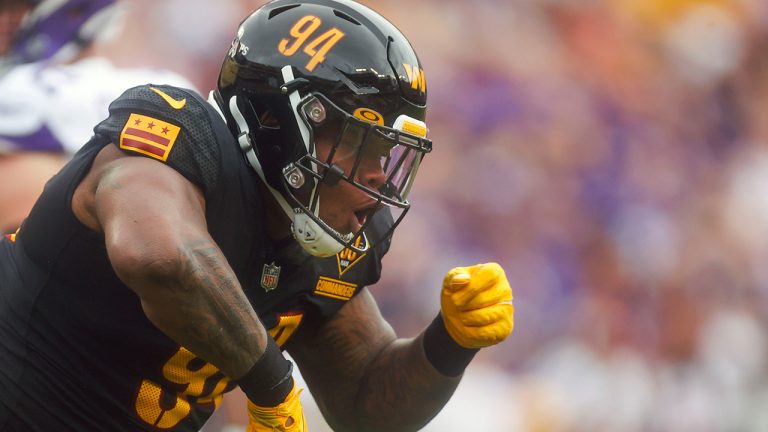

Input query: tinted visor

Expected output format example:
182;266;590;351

282;92;431;253
297;93;431;208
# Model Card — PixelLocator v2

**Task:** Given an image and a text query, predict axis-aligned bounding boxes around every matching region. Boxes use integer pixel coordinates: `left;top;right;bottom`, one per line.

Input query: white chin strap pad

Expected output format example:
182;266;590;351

292;213;345;257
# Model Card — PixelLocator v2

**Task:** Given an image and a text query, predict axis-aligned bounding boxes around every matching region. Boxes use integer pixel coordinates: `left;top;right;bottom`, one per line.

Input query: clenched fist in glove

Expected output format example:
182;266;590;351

441;263;514;349
246;381;307;432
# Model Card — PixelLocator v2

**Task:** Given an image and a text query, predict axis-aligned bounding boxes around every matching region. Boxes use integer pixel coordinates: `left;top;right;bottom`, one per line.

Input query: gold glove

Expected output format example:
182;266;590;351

246;381;307;432
441;263;514;349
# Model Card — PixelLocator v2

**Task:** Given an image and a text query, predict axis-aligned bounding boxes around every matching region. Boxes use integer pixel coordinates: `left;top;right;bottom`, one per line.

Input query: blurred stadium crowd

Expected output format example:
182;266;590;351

14;0;768;430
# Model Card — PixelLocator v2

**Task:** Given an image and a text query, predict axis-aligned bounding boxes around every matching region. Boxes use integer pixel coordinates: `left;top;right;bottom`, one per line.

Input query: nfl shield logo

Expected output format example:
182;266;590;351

260;262;281;291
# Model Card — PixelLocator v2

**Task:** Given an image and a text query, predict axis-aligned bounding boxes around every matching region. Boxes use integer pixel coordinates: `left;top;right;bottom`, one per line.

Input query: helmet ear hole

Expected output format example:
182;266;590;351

260;111;280;128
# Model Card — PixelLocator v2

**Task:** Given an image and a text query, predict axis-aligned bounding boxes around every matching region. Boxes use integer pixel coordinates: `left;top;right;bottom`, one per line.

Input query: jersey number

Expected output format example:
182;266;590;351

135;347;230;429
278;15;345;72
134;312;304;428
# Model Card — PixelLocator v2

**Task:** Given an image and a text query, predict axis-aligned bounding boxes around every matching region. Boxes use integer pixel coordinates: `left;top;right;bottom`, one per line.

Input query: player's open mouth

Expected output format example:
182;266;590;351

355;210;368;225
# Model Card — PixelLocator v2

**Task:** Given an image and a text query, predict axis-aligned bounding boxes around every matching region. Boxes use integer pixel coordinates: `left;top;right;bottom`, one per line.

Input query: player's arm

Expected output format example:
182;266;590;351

285;263;514;432
87;148;265;377
287;289;457;432
76;145;303;430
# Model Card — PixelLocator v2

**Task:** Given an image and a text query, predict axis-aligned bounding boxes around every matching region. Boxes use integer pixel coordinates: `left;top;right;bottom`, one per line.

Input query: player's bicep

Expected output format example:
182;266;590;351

93;150;207;287
285;289;396;428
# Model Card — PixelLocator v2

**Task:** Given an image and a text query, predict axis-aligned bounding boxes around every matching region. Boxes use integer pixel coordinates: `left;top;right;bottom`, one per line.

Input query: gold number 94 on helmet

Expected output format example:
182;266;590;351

215;0;432;257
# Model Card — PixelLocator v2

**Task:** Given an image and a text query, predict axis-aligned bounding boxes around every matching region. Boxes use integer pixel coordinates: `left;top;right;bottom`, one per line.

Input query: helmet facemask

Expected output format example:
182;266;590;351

216;0;431;258
282;91;431;255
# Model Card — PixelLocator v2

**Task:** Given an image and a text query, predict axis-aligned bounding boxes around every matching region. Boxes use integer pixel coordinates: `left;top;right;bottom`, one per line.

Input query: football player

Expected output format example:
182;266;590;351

0;1;514;431
0;0;195;233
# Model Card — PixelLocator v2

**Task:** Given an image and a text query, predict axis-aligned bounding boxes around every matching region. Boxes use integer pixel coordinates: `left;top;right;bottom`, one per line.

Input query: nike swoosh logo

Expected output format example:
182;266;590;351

150;87;186;110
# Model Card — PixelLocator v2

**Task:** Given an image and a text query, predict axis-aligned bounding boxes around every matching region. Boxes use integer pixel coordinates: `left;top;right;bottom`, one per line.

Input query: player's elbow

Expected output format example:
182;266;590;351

106;233;181;294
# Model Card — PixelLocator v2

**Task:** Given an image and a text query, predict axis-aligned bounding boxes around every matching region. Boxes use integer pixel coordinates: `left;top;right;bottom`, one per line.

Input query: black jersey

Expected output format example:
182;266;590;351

0;85;392;431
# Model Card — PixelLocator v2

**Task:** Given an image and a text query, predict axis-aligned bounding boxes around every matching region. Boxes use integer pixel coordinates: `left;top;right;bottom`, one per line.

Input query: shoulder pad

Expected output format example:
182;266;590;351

94;84;225;192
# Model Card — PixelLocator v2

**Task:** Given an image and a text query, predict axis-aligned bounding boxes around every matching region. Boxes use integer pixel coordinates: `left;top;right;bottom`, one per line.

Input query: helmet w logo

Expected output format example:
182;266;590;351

403;63;426;94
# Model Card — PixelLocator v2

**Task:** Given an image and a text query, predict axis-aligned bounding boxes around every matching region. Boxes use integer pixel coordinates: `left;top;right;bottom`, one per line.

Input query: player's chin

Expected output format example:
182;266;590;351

330;214;361;239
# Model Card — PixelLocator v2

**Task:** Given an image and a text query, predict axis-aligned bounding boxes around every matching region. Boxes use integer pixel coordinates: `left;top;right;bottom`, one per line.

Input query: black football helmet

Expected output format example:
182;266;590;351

214;0;432;257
